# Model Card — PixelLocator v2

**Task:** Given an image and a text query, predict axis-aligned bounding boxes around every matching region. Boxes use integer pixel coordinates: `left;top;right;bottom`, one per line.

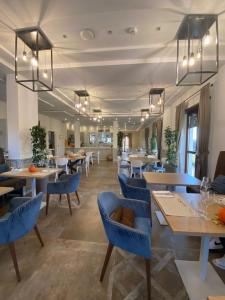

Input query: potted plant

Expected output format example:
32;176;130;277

164;126;178;173
30;125;47;166
117;131;124;155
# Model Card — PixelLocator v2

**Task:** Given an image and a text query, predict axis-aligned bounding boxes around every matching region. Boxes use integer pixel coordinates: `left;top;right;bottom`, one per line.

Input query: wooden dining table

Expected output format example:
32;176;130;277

0;186;14;197
152;191;225;300
143;172;201;187
0;168;60;197
143;172;201;225
126;156;159;164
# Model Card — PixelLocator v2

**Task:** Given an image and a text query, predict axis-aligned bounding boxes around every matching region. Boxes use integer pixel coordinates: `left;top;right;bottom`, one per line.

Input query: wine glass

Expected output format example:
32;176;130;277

200;177;211;219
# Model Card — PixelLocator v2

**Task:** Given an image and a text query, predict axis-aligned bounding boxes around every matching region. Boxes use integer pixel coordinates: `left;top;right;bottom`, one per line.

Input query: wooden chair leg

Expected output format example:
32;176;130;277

66;193;72;216
100;243;114;282
145;259;151;300
34;225;44;247
46;193;50;216
59;194;62;203
75;191;80;205
8;242;21;282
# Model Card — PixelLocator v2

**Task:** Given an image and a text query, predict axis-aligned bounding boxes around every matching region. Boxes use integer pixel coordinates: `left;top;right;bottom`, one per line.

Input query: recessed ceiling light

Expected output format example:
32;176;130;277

156;26;161;31
107;30;113;35
62;34;67;39
80;29;95;41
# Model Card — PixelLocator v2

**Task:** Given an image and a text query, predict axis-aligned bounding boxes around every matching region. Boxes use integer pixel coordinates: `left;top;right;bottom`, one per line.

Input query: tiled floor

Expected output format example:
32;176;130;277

0;161;224;300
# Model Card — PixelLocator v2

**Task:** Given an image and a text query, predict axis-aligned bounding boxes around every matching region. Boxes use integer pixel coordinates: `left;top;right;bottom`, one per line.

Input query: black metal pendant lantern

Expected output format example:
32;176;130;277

149;88;165;116
176;14;218;86
140;109;150;123
15;27;53;92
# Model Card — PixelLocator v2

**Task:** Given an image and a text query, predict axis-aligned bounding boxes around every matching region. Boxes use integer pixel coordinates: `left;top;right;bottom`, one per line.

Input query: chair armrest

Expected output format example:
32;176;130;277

9;197;32;212
127;178;146;188
118;197;150;218
125;185;150;203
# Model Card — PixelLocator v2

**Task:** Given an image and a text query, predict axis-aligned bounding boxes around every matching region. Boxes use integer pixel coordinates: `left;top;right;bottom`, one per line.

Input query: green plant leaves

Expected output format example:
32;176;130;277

30;125;47;165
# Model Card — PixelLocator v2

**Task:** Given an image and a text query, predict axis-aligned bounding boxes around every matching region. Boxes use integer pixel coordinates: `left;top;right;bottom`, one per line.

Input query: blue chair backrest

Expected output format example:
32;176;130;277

118;173;129;197
60;173;81;193
0;192;43;244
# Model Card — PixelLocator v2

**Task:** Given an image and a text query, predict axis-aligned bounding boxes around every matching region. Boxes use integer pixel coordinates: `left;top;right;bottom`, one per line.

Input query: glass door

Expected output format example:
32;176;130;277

185;106;199;176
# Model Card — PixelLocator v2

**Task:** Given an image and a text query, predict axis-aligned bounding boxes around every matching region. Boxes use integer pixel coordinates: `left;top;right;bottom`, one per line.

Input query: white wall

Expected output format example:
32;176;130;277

39;114;66;156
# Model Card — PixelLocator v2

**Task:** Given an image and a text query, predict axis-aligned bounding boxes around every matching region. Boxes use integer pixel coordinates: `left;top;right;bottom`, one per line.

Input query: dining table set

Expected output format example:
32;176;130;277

142;171;225;300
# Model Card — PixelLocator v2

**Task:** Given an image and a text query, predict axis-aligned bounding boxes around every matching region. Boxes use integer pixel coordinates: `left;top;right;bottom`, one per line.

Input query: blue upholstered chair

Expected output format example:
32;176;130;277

0;192;44;281
118;173;152;225
98;192;152;299
46;173;81;216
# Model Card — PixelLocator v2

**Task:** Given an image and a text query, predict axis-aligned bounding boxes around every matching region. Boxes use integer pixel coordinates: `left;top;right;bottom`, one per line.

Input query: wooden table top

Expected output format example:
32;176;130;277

0;168;60;179
0;187;14;196
127;156;159;164
208;297;225;300
67;155;85;160
152;192;225;237
143;172;201;187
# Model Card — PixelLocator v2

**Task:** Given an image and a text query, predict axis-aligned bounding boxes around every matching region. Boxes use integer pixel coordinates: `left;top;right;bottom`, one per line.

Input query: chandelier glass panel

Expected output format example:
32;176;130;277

176;14;218;86
15;27;53;92
149;88;165;116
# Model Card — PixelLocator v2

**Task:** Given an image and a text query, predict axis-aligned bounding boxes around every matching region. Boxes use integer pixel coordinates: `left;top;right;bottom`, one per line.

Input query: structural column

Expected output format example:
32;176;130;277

6;74;38;166
74;120;80;148
113;120;119;162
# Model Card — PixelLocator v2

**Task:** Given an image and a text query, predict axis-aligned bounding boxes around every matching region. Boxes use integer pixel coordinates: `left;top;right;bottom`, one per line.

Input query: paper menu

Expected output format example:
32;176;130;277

154;192;198;217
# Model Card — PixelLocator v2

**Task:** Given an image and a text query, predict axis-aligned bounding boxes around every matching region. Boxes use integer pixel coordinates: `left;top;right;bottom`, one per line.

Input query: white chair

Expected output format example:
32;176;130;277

130;160;144;178
86;152;94;166
92;151;100;164
84;154;91;177
55;157;69;179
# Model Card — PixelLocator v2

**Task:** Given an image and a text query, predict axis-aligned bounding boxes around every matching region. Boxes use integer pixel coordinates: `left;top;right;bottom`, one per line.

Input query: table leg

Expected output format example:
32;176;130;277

31;178;36;197
199;235;210;281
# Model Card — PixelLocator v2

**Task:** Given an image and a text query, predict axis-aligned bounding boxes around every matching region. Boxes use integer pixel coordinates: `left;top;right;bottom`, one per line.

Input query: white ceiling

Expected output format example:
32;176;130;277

0;0;225;130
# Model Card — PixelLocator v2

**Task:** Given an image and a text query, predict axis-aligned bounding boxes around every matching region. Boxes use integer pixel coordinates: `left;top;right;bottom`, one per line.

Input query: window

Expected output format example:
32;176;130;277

185;106;199;176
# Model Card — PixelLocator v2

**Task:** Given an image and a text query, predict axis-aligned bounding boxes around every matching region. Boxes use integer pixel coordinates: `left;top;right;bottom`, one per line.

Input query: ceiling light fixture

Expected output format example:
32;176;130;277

15;27;53;91
126;26;138;35
80;28;95;41
176;14;218;86
149;88;165;116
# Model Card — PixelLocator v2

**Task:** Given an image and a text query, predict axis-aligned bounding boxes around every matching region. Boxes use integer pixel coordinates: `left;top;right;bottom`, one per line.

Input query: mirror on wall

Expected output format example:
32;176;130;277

89;132;112;145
